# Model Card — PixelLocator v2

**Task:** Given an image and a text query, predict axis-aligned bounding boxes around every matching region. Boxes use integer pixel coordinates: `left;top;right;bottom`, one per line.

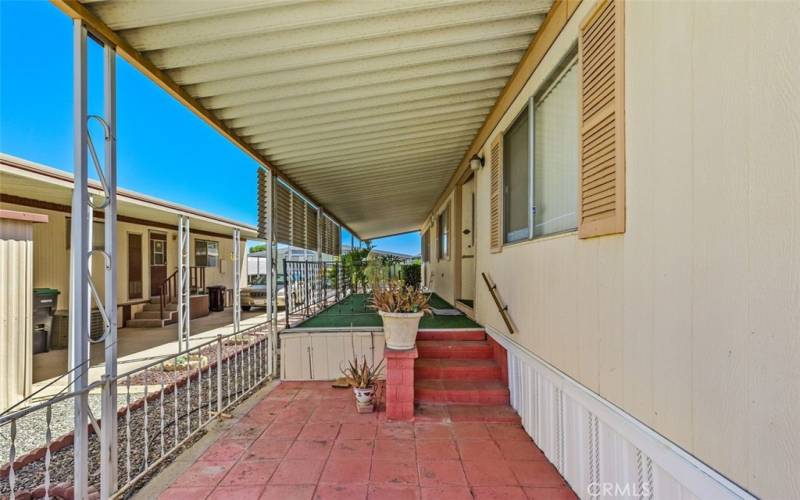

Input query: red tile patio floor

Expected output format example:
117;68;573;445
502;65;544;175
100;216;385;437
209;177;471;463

158;381;576;500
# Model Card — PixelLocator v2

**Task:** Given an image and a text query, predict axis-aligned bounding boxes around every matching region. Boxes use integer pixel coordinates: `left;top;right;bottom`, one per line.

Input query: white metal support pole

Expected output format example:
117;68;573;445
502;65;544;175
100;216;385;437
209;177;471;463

100;42;118;499
233;228;241;332
177;215;191;352
268;169;278;376
69;19;90;500
316;208;322;261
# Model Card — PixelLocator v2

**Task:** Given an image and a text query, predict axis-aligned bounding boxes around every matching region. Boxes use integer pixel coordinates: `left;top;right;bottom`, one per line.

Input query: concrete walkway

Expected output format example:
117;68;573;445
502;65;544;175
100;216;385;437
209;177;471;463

31;308;277;398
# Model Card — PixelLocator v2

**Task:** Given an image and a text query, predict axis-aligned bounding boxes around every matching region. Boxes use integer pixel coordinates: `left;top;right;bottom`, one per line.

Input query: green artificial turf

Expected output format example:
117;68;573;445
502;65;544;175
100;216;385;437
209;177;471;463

295;293;481;329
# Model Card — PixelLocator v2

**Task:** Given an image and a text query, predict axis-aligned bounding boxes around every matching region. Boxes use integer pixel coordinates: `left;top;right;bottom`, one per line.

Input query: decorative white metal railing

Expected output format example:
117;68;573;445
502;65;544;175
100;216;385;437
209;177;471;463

0;322;274;499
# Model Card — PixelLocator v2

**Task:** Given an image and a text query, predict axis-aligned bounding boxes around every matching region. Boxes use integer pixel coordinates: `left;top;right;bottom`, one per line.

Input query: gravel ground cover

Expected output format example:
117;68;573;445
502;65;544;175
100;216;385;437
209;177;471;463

1;336;269;498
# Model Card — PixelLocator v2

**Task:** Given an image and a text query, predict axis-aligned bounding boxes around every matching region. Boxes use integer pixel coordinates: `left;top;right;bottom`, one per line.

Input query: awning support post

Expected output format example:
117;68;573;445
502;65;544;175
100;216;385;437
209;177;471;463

99;41;119;499
233;228;241;332
268;169;278;376
177;215;191;352
316;208;323;261
69;19;90;500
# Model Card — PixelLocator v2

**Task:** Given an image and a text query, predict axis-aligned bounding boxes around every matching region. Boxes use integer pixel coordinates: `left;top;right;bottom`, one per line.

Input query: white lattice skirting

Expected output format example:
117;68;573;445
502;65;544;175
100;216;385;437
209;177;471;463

486;327;755;500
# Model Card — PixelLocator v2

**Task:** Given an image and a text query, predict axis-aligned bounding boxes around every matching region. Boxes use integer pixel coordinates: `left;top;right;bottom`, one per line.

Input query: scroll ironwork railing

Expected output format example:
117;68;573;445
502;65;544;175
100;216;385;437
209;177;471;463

0;321;274;499
283;260;338;328
282;260;370;328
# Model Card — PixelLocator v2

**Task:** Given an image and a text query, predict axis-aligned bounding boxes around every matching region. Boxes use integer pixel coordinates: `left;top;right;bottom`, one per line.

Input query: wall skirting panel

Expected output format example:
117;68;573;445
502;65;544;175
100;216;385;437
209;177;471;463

486;327;754;500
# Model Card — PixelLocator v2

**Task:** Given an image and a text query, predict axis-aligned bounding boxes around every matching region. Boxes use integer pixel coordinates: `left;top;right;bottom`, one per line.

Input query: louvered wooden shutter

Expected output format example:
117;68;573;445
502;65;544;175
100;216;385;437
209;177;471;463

307;205;318;252
578;0;625;238
489;138;503;253
257;169;270;240
275;182;292;245
291;194;306;248
335;224;342;255
319;215;328;254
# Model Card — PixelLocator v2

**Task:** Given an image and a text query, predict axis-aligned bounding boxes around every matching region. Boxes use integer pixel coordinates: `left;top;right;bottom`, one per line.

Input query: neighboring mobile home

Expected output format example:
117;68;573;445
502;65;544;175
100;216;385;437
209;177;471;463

0;153;256;408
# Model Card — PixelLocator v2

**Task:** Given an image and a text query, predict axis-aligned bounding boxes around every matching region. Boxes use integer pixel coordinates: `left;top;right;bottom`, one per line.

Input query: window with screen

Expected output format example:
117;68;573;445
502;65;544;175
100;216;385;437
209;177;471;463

503;107;530;243
533;59;579;237
195;239;219;268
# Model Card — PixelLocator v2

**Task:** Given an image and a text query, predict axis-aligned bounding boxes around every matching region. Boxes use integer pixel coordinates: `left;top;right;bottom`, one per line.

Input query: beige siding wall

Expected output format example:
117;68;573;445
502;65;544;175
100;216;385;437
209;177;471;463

0;219;34;410
427;1;800;497
424;191;457;304
1;202;246;308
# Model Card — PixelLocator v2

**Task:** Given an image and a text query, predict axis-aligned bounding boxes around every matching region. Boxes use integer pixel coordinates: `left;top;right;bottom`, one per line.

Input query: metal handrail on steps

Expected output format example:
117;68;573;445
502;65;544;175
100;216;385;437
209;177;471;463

159;267;206;321
481;272;515;334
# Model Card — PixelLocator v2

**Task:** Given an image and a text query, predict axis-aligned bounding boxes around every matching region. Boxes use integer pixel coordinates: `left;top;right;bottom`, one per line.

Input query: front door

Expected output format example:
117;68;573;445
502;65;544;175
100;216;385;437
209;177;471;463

459;176;476;306
149;232;167;296
128;233;143;299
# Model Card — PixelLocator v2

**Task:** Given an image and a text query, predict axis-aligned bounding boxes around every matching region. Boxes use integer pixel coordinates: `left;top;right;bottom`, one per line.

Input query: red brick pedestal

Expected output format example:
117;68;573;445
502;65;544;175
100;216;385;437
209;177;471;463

384;347;418;421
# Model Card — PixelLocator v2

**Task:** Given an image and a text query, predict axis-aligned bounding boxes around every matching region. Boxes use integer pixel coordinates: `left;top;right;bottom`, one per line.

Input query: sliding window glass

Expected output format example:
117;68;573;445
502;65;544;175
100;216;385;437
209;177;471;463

533;59;579;237
195;239;219;268
503;107;530;243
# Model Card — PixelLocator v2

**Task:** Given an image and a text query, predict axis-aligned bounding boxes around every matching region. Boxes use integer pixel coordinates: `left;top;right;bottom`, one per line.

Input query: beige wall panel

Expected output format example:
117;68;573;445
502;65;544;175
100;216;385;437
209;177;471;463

744;3;800;497
689;2;752;488
426;192;457;304
574;239;600;393
0;219;34;410
648;1;694;448
619;0;655;430
426;0;800;495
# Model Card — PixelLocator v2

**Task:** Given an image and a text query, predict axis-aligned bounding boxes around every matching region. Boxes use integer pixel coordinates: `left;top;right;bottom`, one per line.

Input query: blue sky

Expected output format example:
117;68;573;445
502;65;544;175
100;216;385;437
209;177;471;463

0;1;420;256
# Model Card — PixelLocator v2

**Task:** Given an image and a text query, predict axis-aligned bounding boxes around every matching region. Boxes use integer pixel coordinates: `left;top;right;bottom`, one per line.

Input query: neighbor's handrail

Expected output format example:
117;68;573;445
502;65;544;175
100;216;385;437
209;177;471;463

481;272;515;334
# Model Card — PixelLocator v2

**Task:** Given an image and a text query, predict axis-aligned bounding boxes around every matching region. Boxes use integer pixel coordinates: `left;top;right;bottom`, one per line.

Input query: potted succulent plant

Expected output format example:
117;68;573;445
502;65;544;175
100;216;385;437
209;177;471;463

371;281;431;350
342;356;384;413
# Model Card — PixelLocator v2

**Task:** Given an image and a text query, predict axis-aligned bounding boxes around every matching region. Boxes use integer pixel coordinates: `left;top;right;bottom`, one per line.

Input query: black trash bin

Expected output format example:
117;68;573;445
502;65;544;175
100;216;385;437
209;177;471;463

207;285;226;312
33;288;60;353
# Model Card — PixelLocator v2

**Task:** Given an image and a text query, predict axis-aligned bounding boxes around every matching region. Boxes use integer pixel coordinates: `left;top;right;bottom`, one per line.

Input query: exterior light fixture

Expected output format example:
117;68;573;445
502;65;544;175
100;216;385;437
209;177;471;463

469;153;484;171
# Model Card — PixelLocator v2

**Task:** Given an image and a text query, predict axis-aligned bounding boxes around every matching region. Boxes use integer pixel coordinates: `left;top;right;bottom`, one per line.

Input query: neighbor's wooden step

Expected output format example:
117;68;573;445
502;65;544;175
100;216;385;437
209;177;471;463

414;379;509;405
125;318;176;328
142;302;178;312
134;310;177;320
417;329;486;341
416;340;493;359
415;358;500;381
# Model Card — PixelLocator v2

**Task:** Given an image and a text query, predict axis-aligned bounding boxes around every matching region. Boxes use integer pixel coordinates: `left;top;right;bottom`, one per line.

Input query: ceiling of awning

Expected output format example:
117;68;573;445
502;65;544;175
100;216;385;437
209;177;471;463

72;0;552;240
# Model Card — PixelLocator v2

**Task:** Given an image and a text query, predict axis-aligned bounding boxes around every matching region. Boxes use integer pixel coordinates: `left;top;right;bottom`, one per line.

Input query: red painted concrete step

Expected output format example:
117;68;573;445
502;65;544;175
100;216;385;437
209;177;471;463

415;379;510;405
416;340;493;359
415;358;501;380
417;329;486;341
415;403;522;424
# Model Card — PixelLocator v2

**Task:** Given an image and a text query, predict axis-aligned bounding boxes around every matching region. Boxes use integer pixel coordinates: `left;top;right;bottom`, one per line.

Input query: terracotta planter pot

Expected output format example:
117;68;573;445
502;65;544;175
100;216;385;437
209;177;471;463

379;310;424;350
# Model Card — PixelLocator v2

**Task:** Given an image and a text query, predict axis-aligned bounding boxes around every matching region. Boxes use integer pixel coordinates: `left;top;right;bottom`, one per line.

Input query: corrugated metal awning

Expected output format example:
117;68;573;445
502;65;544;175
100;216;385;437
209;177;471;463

59;0;552;239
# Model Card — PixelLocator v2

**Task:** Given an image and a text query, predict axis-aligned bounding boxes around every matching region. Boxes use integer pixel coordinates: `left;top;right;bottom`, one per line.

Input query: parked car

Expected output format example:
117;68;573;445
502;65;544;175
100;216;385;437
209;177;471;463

241;275;285;311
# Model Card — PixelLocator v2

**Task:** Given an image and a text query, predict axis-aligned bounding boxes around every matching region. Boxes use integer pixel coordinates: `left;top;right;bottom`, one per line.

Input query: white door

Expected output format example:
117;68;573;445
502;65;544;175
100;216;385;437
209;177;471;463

460;177;476;303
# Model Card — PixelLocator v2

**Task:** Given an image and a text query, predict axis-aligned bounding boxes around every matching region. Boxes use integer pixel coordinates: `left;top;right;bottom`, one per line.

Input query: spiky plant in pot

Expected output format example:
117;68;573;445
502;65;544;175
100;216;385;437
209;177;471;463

371;280;432;350
341;356;384;412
